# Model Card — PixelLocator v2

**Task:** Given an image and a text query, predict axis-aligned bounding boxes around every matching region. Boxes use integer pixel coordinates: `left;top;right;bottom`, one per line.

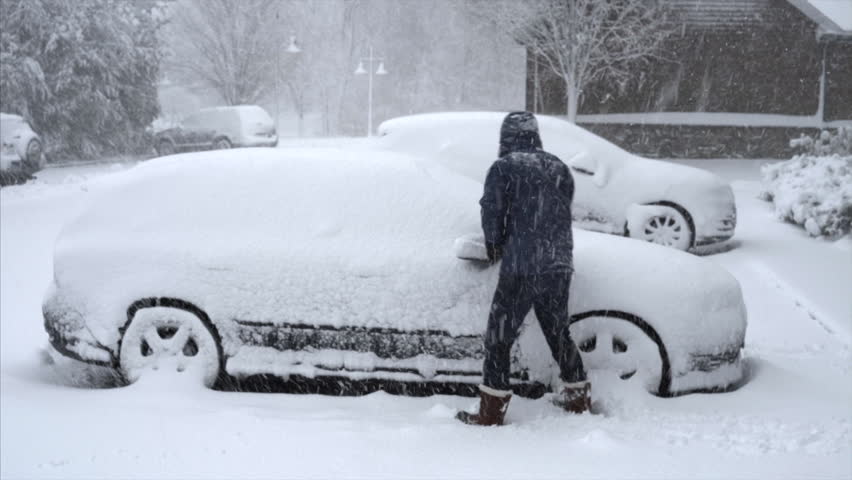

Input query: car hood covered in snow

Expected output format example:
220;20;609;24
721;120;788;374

50;148;745;377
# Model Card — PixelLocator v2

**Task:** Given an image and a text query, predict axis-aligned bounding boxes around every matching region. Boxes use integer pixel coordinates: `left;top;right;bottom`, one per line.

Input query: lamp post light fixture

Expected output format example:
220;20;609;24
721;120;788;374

286;35;301;54
275;33;301;133
354;46;387;137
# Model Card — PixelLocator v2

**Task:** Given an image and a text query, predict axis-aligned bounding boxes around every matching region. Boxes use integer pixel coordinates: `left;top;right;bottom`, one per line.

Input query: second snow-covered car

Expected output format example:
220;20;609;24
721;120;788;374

44;148;747;397
377;112;737;251
1;112;45;185
154;105;278;156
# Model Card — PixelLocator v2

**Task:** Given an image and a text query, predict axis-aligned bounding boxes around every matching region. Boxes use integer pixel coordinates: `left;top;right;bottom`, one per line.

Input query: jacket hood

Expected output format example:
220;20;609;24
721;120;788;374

499;111;542;157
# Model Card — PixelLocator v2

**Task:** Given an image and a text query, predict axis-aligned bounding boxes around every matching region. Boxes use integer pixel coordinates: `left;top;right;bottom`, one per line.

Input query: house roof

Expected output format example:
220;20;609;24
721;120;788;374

665;0;851;35
665;0;778;30
786;0;852;35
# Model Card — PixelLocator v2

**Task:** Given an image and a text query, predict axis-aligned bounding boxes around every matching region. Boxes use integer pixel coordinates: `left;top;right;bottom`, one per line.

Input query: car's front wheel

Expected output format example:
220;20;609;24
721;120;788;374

569;311;671;395
630;206;692;251
24;139;44;172
213;137;232;150
156;139;176;157
119;307;221;387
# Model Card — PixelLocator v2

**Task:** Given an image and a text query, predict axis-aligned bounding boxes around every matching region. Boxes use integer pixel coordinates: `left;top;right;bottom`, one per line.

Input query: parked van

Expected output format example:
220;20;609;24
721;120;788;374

154;105;278;156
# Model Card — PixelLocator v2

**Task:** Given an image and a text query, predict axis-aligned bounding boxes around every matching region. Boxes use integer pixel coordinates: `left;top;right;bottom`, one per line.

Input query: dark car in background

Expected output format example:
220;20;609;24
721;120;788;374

154;105;278;157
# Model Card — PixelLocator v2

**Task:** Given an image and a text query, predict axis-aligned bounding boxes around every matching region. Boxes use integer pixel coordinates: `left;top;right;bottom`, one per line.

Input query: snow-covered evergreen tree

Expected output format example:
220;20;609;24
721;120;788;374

0;0;166;159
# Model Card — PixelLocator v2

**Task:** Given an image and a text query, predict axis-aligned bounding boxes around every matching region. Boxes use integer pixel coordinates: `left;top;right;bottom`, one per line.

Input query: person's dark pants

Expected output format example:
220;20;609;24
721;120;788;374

482;271;587;392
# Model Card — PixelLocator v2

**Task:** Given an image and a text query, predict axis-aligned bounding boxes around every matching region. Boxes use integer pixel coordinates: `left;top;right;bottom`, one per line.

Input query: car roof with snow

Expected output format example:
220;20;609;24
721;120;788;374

377;112;631;180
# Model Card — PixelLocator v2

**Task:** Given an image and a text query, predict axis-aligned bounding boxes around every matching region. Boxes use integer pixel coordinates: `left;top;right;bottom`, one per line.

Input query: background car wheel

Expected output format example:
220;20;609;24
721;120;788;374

213;137;232;150
632;206;692;251
119;307;221;387
24;139;44;172
157;140;176;157
570;311;671;395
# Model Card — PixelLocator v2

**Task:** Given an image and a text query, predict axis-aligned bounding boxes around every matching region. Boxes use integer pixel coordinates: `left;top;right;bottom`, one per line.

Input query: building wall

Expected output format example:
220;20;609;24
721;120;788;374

524;1;850;157
580;0;821;115
824;36;852;122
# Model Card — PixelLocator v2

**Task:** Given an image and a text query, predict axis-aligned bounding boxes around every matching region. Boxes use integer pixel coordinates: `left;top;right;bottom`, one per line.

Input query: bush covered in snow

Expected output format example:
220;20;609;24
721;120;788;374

789;127;852;157
759;154;852;238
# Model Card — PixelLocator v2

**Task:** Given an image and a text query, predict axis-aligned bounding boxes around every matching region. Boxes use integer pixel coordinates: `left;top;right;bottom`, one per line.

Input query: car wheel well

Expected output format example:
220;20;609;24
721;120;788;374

213;136;232;147
121;297;226;379
623;201;695;249
157;138;176;152
569;309;672;396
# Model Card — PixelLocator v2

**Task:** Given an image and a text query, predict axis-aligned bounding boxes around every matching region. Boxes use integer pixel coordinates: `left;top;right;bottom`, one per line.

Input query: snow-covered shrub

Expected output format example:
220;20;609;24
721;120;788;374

789;127;852;156
759;154;852;237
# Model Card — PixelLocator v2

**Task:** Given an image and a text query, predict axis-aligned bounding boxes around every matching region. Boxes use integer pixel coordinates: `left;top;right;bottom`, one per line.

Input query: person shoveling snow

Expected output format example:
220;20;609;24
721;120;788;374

457;112;592;426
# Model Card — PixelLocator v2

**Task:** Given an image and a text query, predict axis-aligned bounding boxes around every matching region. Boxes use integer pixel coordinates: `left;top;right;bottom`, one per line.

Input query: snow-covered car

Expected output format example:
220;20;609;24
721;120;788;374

1;113;45;184
377;112;737;251
154;105;278;156
43;148;747;397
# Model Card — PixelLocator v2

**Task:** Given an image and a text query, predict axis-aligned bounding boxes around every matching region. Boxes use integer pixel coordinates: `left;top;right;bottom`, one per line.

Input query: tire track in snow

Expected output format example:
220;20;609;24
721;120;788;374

745;259;850;347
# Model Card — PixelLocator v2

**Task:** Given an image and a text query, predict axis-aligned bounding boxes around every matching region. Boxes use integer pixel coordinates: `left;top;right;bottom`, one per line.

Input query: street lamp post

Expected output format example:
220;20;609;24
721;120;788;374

355;46;387;137
275;33;301;134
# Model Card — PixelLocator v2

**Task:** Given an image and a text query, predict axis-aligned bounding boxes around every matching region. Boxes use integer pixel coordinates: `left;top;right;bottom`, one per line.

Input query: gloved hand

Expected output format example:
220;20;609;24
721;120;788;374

485;242;503;264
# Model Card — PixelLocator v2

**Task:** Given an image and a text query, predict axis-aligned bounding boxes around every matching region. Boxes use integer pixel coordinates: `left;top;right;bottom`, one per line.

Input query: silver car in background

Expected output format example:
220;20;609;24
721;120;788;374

1;113;45;184
378;112;737;251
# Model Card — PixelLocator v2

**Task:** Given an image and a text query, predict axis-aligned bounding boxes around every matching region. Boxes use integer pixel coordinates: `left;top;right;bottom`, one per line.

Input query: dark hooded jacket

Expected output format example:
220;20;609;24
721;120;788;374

480;112;575;275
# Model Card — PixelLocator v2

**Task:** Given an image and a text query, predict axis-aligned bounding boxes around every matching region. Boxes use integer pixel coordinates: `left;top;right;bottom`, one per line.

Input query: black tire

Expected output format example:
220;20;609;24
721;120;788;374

119;302;223;388
213;137;232;150
156;139;176;157
23;139;44;173
569;310;672;396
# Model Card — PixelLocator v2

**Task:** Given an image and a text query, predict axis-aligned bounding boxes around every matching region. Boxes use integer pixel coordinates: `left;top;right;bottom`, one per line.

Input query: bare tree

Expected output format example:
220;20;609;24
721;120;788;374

477;0;670;122
168;0;279;105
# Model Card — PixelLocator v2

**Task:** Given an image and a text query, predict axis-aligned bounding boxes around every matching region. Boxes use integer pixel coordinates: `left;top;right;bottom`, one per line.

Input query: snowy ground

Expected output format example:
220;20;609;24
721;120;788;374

1;151;850;479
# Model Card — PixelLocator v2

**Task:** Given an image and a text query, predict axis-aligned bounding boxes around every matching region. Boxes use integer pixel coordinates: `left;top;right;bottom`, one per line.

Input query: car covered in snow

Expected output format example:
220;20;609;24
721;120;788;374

377;112;737;251
1;113;45;185
154;105;278;156
43;148;747;397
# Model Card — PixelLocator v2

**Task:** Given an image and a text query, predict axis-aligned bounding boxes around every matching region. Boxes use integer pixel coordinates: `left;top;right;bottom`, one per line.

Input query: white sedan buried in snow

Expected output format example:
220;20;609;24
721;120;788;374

43;148;747;397
1;113;45;180
377;112;737;251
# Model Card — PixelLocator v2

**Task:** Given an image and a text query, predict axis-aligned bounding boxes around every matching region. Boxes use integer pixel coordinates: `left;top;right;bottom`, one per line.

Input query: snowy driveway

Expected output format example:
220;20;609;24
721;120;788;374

1;158;850;479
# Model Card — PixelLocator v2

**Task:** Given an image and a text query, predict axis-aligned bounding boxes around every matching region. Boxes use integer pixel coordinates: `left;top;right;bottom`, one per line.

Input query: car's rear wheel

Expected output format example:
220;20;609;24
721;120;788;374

569;311;671;395
156;140;176;157
631;206;692;251
24;139;44;172
213;137;232;150
119;307;221;387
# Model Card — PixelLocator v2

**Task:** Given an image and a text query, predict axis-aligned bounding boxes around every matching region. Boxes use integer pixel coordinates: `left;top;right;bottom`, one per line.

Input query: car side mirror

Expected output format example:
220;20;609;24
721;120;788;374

567;152;609;187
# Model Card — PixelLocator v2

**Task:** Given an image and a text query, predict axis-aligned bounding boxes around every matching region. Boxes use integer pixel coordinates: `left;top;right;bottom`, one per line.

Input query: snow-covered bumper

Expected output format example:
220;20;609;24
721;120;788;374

695;208;737;246
694;185;737;246
670;346;744;395
43;286;117;367
239;135;279;148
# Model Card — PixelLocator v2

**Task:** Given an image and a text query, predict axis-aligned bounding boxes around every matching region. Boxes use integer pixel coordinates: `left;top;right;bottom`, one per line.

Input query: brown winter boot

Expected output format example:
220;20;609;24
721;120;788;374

456;385;512;426
553;380;592;414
